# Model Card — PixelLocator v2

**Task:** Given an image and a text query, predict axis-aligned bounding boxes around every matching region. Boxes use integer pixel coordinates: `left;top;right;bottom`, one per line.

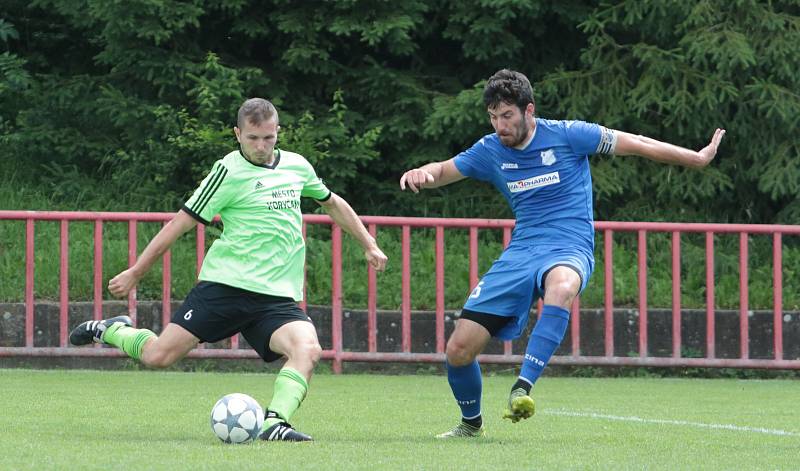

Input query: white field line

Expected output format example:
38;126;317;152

543;409;800;437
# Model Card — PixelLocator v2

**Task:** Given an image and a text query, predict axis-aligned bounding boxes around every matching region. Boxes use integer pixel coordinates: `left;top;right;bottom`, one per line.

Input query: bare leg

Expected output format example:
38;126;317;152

140;323;200;368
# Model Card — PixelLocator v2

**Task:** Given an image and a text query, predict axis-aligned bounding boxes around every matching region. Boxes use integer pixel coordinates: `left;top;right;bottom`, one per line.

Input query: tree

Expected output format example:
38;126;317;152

537;0;800;223
4;0;797;225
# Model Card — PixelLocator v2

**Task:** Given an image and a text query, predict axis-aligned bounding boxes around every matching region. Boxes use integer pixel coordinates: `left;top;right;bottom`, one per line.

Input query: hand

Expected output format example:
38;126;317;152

108;268;141;298
697;128;726;166
364;246;388;272
399;168;434;193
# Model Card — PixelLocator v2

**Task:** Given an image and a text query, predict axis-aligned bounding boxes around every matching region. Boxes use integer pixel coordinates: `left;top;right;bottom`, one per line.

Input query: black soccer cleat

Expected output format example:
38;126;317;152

69;315;133;346
259;411;313;442
259;422;313;442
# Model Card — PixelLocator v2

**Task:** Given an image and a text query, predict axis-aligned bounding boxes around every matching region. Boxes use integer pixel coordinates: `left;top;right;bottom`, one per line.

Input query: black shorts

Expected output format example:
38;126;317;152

458;309;513;337
172;281;313;362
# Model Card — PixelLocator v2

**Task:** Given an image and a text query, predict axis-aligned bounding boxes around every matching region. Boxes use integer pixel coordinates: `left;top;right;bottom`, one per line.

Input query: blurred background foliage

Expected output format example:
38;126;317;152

1;1;799;307
3;0;796;221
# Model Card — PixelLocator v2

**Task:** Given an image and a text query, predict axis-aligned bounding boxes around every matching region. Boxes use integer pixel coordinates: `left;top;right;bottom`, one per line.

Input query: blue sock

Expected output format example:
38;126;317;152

519;305;570;387
446;360;482;420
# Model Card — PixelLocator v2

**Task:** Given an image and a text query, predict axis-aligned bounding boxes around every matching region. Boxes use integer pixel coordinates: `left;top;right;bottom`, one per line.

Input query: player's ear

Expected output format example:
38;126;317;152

233;126;241;141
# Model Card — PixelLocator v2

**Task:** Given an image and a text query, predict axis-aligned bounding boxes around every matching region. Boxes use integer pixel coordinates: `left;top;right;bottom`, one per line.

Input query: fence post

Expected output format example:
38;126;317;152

638;230;648;357
435;226;445;354
604;229;614;357
773;232;783;360
127;220;138;325
672;231;681;358
92;220;103;351
739;233;749;359
162;221;173;340
368;224;378;353
705;232;716;359
25;218;35;348
331;224;343;373
59;220;69;347
401;225;411;353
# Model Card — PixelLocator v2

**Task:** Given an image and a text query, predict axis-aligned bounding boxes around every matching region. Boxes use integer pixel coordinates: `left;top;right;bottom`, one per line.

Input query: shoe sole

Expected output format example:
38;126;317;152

435;423;486;438
435;431;486;439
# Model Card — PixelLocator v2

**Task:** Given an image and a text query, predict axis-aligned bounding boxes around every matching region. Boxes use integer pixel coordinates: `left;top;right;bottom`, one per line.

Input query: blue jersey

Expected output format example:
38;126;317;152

453;118;614;251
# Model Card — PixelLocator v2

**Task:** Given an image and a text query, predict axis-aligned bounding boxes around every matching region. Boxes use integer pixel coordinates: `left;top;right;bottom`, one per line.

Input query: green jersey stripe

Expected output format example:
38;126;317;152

195;165;227;214
191;166;228;215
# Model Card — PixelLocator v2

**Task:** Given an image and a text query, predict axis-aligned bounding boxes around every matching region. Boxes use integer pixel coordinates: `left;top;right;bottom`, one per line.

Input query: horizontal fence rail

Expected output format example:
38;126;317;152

0;210;798;372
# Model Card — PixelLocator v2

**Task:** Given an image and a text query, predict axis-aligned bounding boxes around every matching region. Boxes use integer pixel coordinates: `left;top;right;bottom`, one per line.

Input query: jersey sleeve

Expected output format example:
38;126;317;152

300;161;332;201
182;160;234;224
453;137;493;182
564;120;615;156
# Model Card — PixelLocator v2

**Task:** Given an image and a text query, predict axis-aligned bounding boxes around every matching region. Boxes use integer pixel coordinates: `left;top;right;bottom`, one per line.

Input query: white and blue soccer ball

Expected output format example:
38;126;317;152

210;393;265;444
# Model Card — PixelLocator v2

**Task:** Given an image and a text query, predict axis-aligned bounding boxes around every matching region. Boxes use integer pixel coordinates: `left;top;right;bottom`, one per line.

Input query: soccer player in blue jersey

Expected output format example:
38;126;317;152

400;69;725;438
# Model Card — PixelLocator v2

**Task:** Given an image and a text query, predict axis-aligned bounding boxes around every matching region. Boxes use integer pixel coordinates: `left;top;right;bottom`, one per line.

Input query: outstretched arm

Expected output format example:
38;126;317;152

613;128;726;168
108;209;198;297
316;193;388;272
399;158;466;193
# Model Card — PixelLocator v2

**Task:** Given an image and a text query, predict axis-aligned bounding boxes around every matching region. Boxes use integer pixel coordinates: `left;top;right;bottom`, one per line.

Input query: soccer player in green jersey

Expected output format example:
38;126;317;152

70;98;388;442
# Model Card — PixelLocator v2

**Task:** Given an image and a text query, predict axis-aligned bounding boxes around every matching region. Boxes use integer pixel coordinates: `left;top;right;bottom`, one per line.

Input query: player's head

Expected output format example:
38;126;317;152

483;69;535;148
484;69;534;112
237;98;279;128
235;98;280;165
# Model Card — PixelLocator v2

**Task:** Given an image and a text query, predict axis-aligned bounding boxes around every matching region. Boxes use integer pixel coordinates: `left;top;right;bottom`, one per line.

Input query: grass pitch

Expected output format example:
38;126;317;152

0;369;797;470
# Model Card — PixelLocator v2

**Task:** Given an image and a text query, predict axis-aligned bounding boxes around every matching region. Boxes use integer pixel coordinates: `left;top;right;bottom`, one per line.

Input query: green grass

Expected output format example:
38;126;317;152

0;369;797;470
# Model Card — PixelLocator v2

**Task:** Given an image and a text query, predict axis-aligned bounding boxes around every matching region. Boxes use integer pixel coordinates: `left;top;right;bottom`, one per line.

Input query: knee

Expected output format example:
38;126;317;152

543;267;583;308
544;280;580;308
307;341;322;365
445;338;476;367
288;339;322;366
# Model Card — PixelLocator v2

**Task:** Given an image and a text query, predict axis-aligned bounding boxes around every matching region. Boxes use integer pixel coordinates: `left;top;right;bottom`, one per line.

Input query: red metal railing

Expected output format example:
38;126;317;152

0;211;798;371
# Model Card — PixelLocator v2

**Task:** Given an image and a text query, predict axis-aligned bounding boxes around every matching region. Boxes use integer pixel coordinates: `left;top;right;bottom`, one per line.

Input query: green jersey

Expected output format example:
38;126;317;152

182;149;331;301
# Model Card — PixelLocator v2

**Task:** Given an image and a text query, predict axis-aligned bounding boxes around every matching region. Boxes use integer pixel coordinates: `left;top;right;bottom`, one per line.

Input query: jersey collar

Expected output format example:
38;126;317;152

238;147;281;169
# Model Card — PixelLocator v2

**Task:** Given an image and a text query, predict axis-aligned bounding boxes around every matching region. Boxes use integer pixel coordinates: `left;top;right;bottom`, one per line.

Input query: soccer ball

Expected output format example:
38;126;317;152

210;393;265;444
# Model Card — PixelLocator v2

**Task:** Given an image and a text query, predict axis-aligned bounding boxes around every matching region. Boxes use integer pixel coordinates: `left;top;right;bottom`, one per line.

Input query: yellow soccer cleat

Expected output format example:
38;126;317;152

502;388;535;423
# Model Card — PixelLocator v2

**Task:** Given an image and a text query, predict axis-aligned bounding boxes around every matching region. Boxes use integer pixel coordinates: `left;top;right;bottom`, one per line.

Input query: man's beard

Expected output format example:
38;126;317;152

501;115;528;147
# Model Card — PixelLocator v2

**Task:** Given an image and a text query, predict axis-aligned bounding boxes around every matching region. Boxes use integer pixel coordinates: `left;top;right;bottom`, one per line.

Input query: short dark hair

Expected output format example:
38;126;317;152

237;98;278;128
483;69;535;112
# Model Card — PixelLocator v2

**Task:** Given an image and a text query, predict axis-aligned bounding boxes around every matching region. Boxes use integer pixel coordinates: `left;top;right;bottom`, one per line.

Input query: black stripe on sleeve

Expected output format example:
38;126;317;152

181;205;210;225
313;190;333;202
190;165;228;216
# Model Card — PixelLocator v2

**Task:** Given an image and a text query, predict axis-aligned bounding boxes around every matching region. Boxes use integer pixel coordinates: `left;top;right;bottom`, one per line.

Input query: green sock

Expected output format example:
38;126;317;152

102;323;156;361
264;367;308;429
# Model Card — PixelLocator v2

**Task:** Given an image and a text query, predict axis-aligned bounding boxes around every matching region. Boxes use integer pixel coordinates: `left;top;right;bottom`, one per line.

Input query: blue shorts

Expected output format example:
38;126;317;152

462;243;594;340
